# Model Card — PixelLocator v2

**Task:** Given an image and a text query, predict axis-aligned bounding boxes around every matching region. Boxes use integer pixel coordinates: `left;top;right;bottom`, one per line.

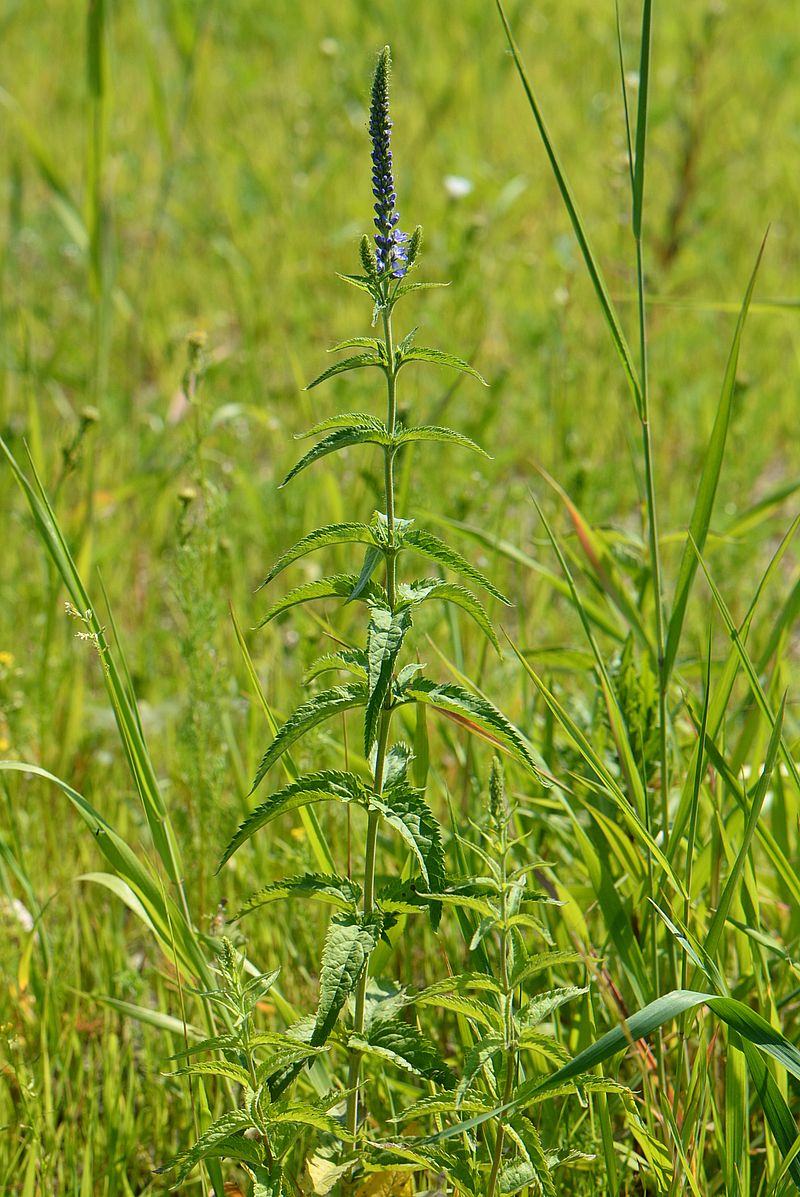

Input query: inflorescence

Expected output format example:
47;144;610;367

369;47;409;278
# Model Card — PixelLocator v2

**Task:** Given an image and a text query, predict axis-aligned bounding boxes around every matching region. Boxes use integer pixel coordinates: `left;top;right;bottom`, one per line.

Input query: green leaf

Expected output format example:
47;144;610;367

365;606;413;754
510;950;582;989
297;412;385;438
221;768;367;866
393;425;489;458
312;912;383;1045
404;678;548;783
348;544;385;603
664;237;766;679
281;425;390;487
411;989;504;1034
234;873;362;920
262;524;379;586
266;1099;340;1135
249;685;368;793
352;1016;456;1088
305;351;385;390
335;271;379;295
401;528;510;604
371;780;446;896
257;574;385;627
157;1108;252;1183
393;279;451;298
397;346;488;386
172;1059;252;1088
516;986;589;1030
304;649;368;685
327;336;386;355
456;1034;505;1105
399;578;500;652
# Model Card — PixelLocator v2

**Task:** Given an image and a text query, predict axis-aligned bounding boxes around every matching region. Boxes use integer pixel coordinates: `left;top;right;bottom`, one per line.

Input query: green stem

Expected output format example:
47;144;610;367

487;827;514;1197
345;295;399;1142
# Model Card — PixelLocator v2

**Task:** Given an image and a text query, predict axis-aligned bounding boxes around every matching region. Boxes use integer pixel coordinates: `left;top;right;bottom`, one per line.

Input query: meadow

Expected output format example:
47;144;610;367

1;1;799;1193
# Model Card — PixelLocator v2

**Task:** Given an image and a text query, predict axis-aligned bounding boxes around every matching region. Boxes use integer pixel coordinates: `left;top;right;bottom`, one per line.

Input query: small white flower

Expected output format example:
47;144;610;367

443;175;473;199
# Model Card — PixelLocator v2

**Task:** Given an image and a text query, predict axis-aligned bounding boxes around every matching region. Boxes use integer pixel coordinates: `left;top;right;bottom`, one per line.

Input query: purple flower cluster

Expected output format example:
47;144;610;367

369;47;408;279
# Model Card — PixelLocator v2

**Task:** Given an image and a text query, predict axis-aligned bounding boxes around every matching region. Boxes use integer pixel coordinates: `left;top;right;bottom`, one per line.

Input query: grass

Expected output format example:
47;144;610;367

1;1;799;1193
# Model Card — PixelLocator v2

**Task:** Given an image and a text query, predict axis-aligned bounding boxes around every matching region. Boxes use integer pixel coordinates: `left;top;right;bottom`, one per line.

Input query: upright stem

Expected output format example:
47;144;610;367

346;297;399;1141
487;828;515;1197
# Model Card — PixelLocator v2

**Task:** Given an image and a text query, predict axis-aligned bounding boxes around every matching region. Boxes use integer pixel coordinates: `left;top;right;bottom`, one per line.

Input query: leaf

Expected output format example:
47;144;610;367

393;279;451;298
401;528;510;604
305;352;385;390
352;1016;455;1088
157;1109;252;1183
335;271;379;295
281;425;391;487
257;574;385;627
172;1059;252;1088
298;412;386;438
456;1034;505;1105
411;990;504;1034
509;950;582;989
250;686;368;794
312;912;383;1046
371;781;446;896
516;986;589;1030
393;425;489;457
266;1099;340;1135
305;649;368;684
365;607;413;754
262;524;379;586
221;769;367;868
664;237;767;679
233;873;362;920
327;336;386;355
399;578;500;652
404;678;548;783
397;346;488;386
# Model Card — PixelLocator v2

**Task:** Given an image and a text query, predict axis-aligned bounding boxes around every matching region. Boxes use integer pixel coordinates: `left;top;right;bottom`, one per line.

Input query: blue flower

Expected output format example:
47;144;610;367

369;47;408;279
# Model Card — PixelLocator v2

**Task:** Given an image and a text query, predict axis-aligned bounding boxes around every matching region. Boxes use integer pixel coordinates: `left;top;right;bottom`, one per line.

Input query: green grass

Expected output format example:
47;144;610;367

1;1;799;1193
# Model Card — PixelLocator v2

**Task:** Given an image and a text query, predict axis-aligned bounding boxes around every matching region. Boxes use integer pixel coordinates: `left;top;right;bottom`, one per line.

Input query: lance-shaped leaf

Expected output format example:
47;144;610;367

404;678;548;783
335;271;380;295
312;912;383;1046
327;336;387;355
171;1058;252;1088
304;649;368;684
365;606;413;754
253;1042;325;1083
221;769;367;867
281;424;391;488
256;574;386;628
350;1016;456;1088
266;1099;340;1135
233;873;362;920
304;351;385;391
410;988;504;1034
397;345;488;386
371;780;446;897
393;425;489;458
297;411;386;438
156;1108;252;1183
250;686;368;793
456;1034;506;1105
261;524;380;587
399;578;500;652
393;278;451;299
401;528;509;604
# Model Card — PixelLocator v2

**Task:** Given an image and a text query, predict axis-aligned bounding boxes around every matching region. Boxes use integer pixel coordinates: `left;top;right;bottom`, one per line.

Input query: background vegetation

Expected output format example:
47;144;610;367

1;0;798;1192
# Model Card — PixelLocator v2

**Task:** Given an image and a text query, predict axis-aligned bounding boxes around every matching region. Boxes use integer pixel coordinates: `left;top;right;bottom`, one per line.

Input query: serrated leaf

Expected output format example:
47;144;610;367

371;781;446;896
394;1093;491;1122
416;972;504;998
393;279;451;298
397;346;488;385
282;425;391;487
404;678;547;782
365;607;413;754
397;327;418;354
221;768;367;867
401;528;509;604
298;412;386;438
167;1033;239;1061
157;1108;252;1183
393;425;489;458
516;986;588;1030
266;1099;340;1135
254;1043;324;1084
351;1016;455;1088
349;544;385;602
305;649;368;684
234;873;362;920
249;687;369;794
399;578;499;652
172;1058;252;1087
517;1029;570;1065
262;524;379;586
336;271;380;295
509;950;582;989
327;336;386;355
313;912;383;1045
305;352;385;391
257;574;386;626
374;1142;478;1197
411;990;504;1033
456;1035;505;1105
